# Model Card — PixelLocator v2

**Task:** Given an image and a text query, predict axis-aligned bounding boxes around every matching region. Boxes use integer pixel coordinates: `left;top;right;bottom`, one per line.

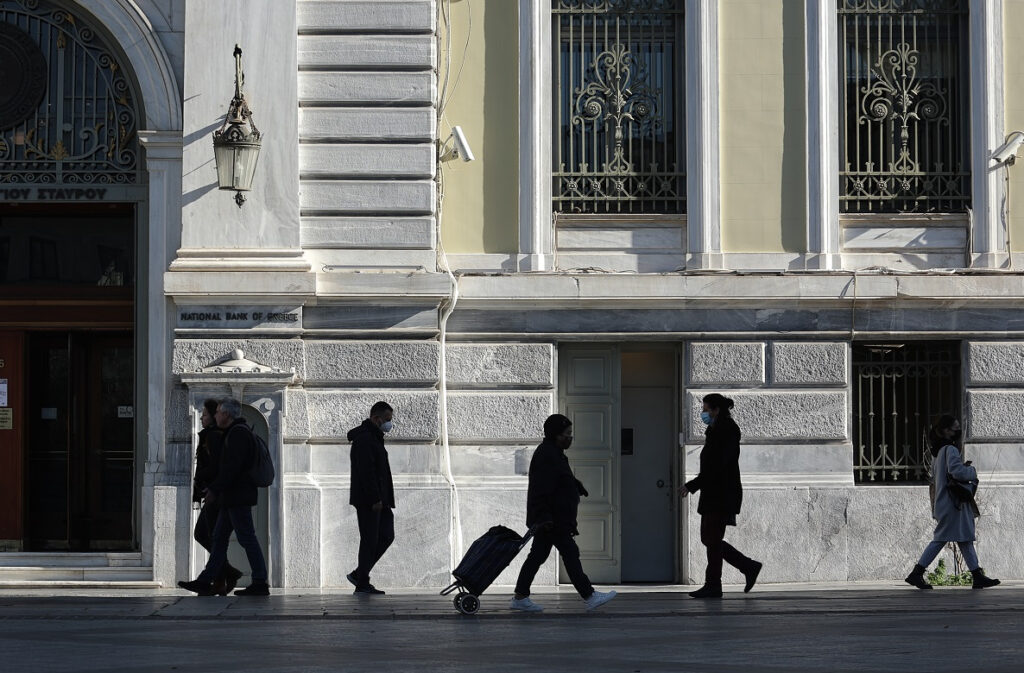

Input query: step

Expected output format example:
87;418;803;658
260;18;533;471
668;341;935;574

0;580;162;589
0;553;144;568
0;566;154;582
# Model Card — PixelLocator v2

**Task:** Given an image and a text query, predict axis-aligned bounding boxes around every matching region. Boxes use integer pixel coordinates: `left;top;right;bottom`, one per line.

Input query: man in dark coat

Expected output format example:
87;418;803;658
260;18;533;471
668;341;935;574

192;398;242;595
682;393;762;598
347;401;396;595
179;398;269;596
510;414;616;612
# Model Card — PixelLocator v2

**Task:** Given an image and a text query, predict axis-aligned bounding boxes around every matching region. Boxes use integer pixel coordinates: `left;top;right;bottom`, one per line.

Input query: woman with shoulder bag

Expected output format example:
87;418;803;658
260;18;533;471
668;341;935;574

905;415;1000;590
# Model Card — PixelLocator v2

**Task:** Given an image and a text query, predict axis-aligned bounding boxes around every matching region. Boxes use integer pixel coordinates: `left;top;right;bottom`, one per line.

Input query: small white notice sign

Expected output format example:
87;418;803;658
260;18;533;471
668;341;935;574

118;405;134;419
0;378;7;407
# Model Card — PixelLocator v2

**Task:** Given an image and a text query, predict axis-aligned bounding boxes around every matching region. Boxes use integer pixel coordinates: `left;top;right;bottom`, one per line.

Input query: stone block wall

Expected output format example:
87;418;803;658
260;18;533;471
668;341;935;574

684;340;854;583
171;337;558;588
296;0;438;270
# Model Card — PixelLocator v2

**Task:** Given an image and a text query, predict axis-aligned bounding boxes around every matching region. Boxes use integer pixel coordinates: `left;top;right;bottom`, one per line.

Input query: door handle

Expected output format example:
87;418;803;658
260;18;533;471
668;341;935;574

656;479;665;488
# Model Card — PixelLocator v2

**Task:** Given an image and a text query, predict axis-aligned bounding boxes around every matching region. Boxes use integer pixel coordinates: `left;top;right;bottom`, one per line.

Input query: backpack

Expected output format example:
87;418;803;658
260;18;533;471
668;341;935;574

229;424;275;487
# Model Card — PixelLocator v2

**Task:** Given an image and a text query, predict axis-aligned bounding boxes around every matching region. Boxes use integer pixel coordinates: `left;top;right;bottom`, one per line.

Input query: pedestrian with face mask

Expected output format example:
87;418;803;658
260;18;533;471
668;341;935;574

680;393;762;598
191;398;243;595
346;401;396;595
905;415;1000;590
509;413;617;612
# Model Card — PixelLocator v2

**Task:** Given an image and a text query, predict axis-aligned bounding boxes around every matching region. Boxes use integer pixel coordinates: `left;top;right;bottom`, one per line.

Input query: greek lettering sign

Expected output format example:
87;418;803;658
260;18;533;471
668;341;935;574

0;187;112;201
0;408;11;430
177;306;302;330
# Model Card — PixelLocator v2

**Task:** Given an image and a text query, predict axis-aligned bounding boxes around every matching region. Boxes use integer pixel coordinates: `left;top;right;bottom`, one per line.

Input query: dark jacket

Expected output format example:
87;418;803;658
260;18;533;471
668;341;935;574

209;418;259;507
193;425;225;503
525;439;588;535
685;415;743;518
348;419;395;509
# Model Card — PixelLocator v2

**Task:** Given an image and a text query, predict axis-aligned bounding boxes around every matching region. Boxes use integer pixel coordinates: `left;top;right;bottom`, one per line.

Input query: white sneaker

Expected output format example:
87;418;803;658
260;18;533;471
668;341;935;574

584;589;617;611
509;596;544;612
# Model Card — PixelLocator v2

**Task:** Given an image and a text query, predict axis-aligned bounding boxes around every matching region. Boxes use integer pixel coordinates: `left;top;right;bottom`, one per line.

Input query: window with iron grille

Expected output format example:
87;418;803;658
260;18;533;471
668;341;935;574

552;0;685;215
838;1;969;214
853;342;961;484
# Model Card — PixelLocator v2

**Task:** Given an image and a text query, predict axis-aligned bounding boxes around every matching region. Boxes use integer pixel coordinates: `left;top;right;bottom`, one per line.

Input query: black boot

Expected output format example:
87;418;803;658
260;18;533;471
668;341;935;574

904;564;932;590
743;561;763;593
971;568;1000;589
688;583;723;599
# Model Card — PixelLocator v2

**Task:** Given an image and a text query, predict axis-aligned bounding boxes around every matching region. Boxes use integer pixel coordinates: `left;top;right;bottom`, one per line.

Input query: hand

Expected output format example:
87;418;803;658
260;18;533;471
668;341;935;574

677;486;688;499
372;501;384;512
964;460;973;466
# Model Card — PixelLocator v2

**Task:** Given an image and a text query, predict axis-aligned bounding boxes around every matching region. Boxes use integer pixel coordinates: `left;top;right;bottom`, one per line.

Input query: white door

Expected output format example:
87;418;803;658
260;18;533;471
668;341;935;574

559;346;621;584
621;386;675;581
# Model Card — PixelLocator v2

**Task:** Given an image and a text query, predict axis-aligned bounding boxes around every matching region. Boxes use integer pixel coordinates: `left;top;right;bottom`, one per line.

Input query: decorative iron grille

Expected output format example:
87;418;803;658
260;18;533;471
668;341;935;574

0;0;141;186
853;342;960;484
552;0;685;214
838;0;969;213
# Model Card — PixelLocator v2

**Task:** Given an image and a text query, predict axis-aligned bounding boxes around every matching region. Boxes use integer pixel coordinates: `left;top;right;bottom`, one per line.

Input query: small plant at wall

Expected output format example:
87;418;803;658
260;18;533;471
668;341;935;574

926;559;972;587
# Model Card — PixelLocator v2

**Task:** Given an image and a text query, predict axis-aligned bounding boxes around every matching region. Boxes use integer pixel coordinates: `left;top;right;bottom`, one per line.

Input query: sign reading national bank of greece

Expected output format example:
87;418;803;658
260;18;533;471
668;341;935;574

177;306;302;330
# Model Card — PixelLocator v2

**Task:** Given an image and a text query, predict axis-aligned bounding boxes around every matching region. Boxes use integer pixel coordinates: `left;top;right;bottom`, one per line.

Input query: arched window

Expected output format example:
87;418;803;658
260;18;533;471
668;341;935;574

0;0;142;189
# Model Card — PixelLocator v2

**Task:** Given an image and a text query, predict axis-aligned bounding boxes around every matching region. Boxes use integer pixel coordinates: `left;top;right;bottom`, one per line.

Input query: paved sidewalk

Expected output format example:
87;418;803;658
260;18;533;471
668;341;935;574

0;581;1022;620
2;584;1023;672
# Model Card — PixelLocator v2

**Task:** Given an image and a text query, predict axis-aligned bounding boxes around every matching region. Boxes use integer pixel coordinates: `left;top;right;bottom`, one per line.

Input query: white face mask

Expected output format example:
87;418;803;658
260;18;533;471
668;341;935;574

380;420;393;433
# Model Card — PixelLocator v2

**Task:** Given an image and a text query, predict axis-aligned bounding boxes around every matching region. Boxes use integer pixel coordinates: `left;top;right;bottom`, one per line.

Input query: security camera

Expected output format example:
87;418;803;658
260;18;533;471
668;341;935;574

992;131;1024;166
451;126;474;162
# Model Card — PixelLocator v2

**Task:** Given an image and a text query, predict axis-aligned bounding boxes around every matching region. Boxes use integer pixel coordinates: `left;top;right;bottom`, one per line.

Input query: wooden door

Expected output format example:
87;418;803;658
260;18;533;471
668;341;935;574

559;346;621;584
0;331;25;547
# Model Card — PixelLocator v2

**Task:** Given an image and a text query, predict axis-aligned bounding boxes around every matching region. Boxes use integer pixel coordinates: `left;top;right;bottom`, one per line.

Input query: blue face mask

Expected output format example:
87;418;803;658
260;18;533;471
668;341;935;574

380;420;393;433
700;411;713;425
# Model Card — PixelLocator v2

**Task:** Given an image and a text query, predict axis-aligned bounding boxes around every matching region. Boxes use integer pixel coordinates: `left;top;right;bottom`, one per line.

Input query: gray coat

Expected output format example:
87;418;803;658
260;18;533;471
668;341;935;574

931;444;977;542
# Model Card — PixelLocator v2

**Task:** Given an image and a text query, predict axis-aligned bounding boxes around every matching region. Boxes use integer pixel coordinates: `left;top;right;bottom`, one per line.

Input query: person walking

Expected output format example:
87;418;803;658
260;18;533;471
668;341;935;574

509;414;617;613
905;415;1000;590
346;401;396;595
179;398;269;596
191;398;243;596
681;393;762;599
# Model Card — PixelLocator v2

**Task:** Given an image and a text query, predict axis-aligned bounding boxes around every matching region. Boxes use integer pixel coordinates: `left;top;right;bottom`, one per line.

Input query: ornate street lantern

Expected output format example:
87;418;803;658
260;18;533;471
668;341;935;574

213;45;262;207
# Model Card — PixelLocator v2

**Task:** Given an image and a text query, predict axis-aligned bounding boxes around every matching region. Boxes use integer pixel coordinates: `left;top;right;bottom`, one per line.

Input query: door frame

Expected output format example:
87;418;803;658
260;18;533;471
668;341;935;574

557;342;684;585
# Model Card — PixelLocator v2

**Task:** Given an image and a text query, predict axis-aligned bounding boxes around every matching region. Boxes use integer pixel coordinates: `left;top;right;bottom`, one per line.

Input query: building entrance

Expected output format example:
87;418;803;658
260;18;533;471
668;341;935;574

558;344;680;584
0;203;136;551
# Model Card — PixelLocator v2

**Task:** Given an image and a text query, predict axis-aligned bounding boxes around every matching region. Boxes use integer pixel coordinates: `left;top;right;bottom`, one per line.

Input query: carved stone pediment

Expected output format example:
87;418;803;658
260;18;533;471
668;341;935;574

197;349;283;374
180;349;297;393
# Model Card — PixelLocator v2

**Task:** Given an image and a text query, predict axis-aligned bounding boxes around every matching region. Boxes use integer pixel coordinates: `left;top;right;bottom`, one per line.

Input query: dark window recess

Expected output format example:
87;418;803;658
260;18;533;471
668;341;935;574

853;342;961;484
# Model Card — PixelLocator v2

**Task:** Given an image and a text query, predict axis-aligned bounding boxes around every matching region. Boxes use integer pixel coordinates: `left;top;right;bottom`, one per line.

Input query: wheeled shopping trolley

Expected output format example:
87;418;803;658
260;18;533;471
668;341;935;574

440;524;537;615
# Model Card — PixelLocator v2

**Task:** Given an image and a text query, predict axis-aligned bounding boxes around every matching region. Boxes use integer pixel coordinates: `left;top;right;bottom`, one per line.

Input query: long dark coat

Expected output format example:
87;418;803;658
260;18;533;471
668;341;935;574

348;419;395;509
525;439;588;535
193;426;224;503
209;418;259;507
685;415;743;521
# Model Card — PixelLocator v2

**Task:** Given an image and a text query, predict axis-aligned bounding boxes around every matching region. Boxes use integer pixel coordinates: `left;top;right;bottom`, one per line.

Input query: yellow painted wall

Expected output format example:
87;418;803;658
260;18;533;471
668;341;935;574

1006;1;1024;253
719;0;805;253
438;0;519;254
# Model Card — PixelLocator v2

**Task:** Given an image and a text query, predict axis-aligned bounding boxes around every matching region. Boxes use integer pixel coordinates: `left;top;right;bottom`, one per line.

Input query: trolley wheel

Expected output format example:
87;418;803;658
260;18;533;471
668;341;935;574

455;593;480;615
453;595;463;611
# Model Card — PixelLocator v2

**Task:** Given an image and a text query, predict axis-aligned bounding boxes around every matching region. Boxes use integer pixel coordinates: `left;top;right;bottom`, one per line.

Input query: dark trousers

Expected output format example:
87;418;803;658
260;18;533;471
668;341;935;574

194;501;238;582
197;505;267;585
514;528;594;599
700;512;755;585
354;506;395;585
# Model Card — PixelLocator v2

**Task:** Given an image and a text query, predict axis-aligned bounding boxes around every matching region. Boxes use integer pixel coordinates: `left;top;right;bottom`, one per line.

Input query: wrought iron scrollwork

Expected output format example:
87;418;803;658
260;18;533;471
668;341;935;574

553;0;685;214
839;0;968;213
0;0;141;186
